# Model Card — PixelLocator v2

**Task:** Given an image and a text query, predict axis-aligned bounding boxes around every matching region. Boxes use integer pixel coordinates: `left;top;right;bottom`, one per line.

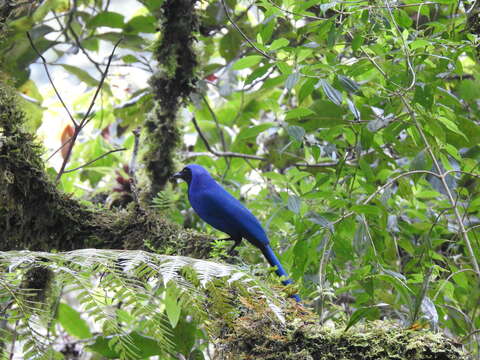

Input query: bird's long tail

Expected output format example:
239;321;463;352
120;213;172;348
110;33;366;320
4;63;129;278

260;245;301;302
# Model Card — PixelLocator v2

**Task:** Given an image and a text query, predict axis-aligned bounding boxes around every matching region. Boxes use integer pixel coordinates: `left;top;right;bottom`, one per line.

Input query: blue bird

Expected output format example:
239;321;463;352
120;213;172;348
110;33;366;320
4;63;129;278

172;164;300;302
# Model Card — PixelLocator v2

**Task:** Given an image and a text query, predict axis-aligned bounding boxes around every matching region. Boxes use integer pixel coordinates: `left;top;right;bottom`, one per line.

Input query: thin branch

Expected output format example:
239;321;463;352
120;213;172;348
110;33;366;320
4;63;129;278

26;31;78;128
404;100;480;278
63;148;126;174
264;0;327;20
444;169;480;180
220;0;275;60
192;116;343;167
432;269;476;302
67;22;103;74
80;38;122;128
192;116;265;161
460;328;480;343
351;2;480;279
55;37;123;182
332;169;441;226
46;136;74;161
202;94;227;152
466;224;480;233
385;0;416;92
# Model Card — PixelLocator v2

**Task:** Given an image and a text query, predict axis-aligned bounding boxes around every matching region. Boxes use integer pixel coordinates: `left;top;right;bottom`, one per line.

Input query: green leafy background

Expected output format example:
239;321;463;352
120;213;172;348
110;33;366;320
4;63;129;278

1;0;480;358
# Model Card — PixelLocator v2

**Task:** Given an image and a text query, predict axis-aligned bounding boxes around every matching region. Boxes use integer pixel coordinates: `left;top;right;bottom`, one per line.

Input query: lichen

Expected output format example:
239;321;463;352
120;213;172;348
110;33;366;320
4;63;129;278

142;0;199;198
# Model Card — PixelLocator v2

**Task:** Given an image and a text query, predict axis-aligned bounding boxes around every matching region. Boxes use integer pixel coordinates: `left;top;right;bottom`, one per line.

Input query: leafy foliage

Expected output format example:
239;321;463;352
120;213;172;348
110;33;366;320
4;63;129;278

1;0;480;358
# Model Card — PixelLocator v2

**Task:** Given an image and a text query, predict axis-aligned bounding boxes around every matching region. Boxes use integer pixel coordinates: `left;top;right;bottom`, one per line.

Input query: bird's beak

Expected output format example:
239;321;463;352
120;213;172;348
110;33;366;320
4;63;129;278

171;171;183;181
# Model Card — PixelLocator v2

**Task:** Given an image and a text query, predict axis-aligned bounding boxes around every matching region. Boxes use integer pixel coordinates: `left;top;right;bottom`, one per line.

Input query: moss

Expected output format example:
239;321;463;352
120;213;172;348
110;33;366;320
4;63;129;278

211;289;468;360
213;301;466;360
0;81;213;257
21;265;54;305
142;0;198;198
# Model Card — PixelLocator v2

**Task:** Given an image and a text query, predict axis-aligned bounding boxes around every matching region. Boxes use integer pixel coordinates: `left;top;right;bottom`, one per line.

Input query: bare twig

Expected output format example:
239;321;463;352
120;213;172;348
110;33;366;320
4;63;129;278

202;95;227;152
26;31;78;128
264;0;327;20
67;24;103;74
406;100;480;278
242;66;276;91
46;136;73;161
384;0;480;277
466;224;480;233
220;0;275;60
54;37;122;182
332;169;441;226
192;116;265;161
444;169;480;180
461;328;480;343
192;116;343;167
385;0;416;93
63;148;126;174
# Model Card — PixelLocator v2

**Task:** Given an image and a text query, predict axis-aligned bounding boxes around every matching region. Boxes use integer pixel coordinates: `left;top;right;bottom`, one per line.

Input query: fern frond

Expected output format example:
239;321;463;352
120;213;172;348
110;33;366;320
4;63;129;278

151;190;177;212
0;250;284;359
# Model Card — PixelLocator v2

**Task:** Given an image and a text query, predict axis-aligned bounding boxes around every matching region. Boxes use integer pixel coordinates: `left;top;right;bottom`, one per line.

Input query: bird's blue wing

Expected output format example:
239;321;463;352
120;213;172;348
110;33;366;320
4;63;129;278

189;181;269;247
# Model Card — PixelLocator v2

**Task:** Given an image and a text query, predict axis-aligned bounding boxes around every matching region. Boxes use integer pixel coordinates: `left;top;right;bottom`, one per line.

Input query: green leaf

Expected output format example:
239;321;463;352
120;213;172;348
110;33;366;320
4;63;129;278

220;30;242;61
285;108;315;120
87;11;125;29
95;32;146;51
290;100;345;129
236;123;275;140
60;64;99;87
394;9;413;28
338;75;360;94
57;303;92;339
351;205;382;217
189;349;205;360
173;317;198;356
287;125;305;142
245;64;273;85
377;271;414;307
287;195;301;214
410;39;429;50
88;332;164;358
319;79;343;105
306;211;334;232
269;38;289;50
437;116;468;140
124;15;157;33
298;78;316;103
285;72;300;91
165;288;181;328
346;98;360;120
122;54;139;63
232;55;264;70
345;305;387;331
352;33;364;51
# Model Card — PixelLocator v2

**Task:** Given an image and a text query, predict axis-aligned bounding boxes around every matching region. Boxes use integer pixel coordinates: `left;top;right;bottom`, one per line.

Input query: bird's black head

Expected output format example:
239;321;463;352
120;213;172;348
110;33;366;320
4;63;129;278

171;167;192;184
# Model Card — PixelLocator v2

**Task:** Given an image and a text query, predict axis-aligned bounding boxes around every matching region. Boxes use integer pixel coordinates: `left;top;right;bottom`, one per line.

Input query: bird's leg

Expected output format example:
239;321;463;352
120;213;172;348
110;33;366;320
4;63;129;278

219;238;242;255
229;239;242;255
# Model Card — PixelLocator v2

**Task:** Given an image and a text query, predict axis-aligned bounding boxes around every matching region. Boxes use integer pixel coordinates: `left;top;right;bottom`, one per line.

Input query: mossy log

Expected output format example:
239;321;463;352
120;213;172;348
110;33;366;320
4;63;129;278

0;83;211;257
214;304;465;360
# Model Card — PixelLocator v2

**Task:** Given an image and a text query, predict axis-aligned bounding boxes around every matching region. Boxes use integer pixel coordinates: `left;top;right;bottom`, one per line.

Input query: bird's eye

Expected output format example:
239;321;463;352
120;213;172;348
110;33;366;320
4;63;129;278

182;168;192;183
